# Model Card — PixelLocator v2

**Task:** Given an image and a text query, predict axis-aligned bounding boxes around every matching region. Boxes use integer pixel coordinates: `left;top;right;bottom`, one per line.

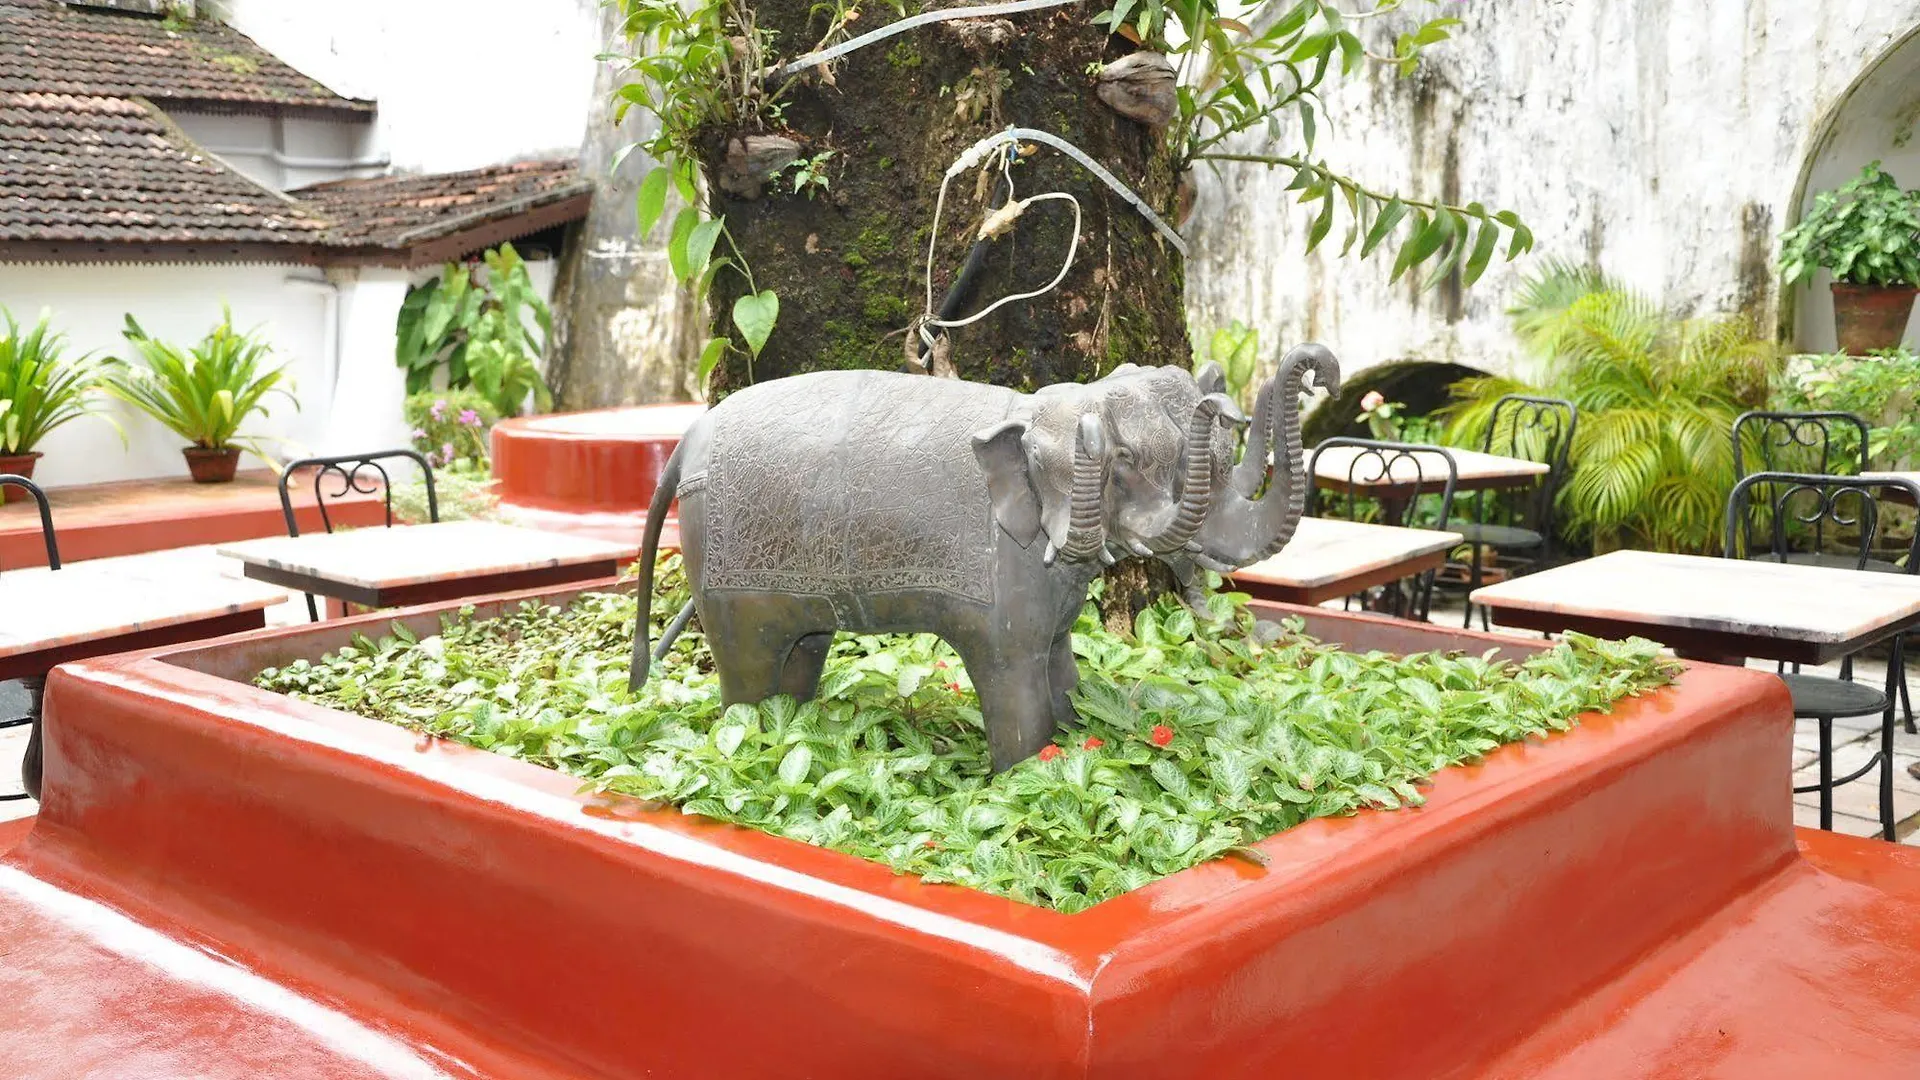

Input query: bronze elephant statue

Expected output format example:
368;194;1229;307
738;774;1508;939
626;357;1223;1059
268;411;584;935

631;345;1341;771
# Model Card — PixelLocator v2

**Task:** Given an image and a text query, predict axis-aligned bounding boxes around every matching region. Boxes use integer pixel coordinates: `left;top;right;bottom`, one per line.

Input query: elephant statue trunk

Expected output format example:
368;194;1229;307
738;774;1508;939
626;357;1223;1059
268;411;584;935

1191;344;1343;572
1145;393;1246;555
1053;414;1112;566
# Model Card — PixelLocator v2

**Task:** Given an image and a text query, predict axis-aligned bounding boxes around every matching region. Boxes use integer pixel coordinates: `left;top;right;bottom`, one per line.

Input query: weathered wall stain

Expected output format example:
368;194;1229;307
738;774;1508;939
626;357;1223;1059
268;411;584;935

1185;2;1920;380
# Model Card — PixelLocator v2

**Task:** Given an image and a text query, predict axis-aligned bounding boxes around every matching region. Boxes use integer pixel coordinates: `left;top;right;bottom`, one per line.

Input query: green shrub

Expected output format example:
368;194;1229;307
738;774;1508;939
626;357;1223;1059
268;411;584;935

1444;263;1777;554
1771;348;1920;469
394;243;553;417
257;571;1676;913
406;388;497;470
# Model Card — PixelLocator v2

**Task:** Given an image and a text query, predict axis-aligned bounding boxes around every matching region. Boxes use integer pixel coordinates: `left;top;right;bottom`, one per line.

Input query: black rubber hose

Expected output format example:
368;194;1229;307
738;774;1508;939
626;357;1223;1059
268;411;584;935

917;171;1014;367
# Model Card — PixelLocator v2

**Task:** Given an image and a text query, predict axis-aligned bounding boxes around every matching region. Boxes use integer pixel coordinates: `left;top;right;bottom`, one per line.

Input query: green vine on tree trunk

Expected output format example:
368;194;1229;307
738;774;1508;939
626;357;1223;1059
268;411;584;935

607;0;1529;389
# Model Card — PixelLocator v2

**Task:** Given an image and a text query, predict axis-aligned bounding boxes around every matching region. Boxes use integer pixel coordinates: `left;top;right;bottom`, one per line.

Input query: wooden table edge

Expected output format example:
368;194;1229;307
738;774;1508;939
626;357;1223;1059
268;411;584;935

0;609;268;682
1478;603;1920;666
1231;549;1451;607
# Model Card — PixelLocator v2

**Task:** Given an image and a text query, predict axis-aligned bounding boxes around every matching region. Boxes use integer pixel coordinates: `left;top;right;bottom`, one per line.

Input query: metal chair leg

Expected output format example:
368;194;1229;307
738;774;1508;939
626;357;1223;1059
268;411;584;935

1462;543;1482;629
1900;641;1915;735
1886;639;1905;841
1819;716;1834;832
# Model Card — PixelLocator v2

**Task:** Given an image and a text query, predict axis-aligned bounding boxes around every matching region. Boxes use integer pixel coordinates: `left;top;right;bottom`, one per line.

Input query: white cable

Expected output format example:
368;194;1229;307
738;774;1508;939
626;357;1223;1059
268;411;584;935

948;126;1188;256
925;192;1082;334
767;0;1083;79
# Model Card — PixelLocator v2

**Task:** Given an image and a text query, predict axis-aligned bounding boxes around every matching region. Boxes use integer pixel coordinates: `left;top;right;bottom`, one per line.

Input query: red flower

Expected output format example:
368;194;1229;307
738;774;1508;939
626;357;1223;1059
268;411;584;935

1038;744;1063;762
1150;724;1175;747
1082;736;1105;751
935;660;948;669
947;682;962;693
922;838;939;849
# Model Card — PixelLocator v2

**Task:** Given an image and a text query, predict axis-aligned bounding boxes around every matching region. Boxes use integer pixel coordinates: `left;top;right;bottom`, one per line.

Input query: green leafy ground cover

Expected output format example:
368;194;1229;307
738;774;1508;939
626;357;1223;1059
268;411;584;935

255;563;1677;912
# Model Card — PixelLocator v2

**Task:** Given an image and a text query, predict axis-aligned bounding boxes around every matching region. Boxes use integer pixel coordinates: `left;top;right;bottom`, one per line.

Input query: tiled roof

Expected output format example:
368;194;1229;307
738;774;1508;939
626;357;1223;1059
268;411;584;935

0;0;370;116
0;96;589;261
0;91;330;248
0;3;589;264
294;161;593;251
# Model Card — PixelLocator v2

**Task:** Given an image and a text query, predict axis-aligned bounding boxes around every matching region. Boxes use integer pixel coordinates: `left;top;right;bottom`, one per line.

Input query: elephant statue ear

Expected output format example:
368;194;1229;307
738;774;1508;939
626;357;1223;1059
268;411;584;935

972;420;1044;548
1196;361;1227;397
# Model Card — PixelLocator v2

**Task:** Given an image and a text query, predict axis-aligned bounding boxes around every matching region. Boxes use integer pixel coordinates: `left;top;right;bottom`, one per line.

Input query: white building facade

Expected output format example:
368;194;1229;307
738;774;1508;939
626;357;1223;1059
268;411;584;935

0;0;606;488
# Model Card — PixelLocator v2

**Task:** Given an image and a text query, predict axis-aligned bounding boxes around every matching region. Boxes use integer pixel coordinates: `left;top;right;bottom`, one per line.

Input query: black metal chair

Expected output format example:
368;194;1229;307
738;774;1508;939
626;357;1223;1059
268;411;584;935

1307;437;1459;621
0;474;61;574
1;474;59;802
1725;471;1920;839
1733;409;1871;480
277;450;438;621
1451;394;1576;630
1730;410;1915;730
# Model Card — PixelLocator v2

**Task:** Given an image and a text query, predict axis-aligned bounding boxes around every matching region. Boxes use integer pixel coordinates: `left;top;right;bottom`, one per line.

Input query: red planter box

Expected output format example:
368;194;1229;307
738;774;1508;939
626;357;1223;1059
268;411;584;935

6;590;1920;1077
489;404;701;545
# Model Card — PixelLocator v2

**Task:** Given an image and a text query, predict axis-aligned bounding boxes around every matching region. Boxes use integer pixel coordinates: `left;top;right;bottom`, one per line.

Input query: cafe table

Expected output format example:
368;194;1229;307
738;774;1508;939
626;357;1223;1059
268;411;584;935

1865;471;1920;507
1468;549;1920;666
1311;444;1548;502
1227;516;1464;609
218;520;637;614
1;560;286;801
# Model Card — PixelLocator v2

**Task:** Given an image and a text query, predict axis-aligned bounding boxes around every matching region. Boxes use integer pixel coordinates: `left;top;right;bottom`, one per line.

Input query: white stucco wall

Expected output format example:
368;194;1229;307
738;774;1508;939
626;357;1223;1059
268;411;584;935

1;264;337;487
1183;1;1920;382
168;111;385;191
213;0;608;175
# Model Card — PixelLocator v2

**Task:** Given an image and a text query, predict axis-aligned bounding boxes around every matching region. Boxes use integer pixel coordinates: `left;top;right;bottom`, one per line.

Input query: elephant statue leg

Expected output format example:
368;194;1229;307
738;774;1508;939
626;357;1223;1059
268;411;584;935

702;597;803;705
954;635;1057;771
778;632;835;700
1047;627;1079;733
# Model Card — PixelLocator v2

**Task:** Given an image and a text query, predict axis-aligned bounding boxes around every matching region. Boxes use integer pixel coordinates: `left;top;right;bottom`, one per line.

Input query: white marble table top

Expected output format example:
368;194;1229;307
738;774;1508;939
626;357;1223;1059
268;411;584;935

217;521;636;592
1863;470;1920;490
0;561;284;659
1470;549;1920;646
1230;517;1463;589
1312;444;1549;488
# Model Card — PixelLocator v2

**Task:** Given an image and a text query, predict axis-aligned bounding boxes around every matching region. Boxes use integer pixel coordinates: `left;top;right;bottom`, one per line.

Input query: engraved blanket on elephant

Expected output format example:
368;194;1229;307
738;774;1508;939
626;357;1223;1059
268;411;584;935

704;372;1018;604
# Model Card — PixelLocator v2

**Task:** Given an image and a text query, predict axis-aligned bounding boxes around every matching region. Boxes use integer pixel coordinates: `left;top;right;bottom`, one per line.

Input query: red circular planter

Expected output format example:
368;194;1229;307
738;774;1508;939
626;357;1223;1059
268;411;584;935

489;404;704;543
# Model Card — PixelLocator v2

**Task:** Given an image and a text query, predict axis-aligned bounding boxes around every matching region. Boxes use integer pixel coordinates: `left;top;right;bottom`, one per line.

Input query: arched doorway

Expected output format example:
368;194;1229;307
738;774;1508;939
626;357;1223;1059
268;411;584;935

1787;23;1920;352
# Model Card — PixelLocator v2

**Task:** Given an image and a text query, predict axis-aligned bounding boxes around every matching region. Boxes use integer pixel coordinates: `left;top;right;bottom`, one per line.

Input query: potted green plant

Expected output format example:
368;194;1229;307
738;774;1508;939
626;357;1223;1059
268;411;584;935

0;306;116;503
105;309;295;483
1780;161;1920;354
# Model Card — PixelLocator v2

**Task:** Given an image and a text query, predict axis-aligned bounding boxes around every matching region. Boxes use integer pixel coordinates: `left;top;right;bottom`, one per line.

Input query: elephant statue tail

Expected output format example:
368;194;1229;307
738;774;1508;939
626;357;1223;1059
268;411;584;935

629;440;687;692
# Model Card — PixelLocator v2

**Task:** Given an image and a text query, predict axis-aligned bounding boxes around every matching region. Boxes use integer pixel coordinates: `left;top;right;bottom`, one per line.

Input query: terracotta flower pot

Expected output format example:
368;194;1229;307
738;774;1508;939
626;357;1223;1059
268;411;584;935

182;446;241;484
1831;282;1918;355
0;450;44;503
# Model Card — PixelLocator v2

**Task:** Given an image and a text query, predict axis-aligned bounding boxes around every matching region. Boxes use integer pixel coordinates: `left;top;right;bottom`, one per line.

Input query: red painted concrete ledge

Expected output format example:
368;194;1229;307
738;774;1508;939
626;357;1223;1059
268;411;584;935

0;467;387;569
489;404;701;546
3;590;1920;1077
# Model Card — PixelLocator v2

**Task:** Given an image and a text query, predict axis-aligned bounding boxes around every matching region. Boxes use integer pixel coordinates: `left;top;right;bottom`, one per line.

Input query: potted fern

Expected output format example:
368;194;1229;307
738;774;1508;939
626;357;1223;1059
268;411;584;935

1780;161;1920;354
0;307;116;503
105;309;295;483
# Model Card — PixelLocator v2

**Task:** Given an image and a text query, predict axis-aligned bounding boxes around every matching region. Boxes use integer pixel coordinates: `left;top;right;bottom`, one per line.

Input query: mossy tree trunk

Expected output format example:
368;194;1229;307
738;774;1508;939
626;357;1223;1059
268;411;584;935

700;3;1190;626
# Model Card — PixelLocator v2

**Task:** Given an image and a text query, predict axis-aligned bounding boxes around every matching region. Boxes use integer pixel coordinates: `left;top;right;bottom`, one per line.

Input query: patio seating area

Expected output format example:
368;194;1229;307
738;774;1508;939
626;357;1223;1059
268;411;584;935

17;0;1920;1074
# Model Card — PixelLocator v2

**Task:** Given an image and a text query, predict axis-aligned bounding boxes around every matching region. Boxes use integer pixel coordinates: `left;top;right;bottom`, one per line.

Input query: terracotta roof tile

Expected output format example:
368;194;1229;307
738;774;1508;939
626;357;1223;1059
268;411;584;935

0;0;370;116
0;4;589;263
294;161;594;250
0;91;330;246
